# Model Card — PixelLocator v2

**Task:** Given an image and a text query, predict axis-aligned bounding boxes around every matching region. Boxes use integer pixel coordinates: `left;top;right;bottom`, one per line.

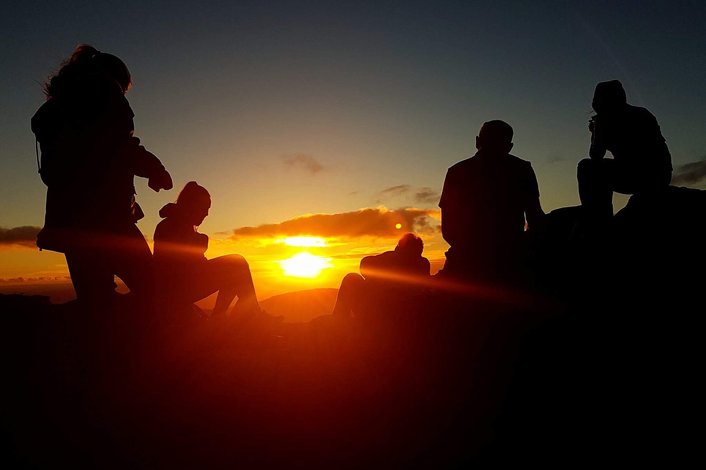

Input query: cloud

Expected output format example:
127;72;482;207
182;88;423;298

377;185;439;206
229;207;439;239
379;185;411;197
281;154;324;174
672;159;706;186
0;226;41;248
546;153;566;164
413;187;439;204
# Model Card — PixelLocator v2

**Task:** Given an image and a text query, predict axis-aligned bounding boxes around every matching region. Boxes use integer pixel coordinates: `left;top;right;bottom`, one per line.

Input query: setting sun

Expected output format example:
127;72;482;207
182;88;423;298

279;252;332;278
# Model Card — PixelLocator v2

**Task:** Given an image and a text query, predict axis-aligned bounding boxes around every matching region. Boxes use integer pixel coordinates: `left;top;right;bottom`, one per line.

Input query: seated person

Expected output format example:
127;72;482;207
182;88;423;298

332;233;431;319
153;182;261;317
579;80;672;221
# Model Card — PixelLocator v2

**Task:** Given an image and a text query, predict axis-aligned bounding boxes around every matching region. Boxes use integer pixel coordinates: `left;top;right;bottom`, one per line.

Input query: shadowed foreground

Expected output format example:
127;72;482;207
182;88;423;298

1;289;700;468
2;187;705;467
0;290;567;467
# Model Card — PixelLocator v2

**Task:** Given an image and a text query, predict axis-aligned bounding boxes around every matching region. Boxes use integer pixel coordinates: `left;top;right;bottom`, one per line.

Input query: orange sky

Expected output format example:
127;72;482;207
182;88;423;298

0;206;448;302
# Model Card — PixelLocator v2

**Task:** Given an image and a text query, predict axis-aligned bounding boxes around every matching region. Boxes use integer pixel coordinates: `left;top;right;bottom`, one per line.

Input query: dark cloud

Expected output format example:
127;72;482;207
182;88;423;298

230;207;439;239
672;159;706;186
379;185;411;197
377;185;439;206
546;153;566;164
0;226;40;248
414;187;439;204
281;154;324;174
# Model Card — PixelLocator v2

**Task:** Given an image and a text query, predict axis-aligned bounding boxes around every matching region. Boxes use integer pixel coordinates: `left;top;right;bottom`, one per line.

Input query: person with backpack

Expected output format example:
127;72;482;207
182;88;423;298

31;44;172;307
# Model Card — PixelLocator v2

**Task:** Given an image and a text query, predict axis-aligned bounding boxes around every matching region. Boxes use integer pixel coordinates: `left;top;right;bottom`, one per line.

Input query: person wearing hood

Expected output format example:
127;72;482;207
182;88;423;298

579;80;672;220
31;44;172;306
153;182;262;317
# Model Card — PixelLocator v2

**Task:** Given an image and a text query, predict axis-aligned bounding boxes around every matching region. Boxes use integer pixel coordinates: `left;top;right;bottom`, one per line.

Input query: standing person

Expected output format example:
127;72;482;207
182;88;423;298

332;233;431;319
31;44;173;306
579;80;672;220
438;120;544;284
153;182;263;317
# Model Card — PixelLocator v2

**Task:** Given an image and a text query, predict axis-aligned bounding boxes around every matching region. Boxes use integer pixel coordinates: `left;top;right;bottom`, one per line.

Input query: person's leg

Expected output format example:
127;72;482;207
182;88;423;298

578;158;615;219
111;224;155;307
205;255;259;316
65;250;115;306
332;273;366;317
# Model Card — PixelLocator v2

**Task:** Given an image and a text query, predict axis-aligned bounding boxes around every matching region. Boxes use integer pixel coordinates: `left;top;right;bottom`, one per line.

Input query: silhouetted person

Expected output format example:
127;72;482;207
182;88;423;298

438;120;544;283
153;182;262;317
332;233;430;318
31;45;173;306
578;80;672;220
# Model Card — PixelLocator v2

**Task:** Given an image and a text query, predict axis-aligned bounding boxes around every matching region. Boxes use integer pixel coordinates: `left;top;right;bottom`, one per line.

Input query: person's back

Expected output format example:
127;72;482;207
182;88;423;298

441;153;536;252
154;203;209;286
439;120;543;281
332;233;430;318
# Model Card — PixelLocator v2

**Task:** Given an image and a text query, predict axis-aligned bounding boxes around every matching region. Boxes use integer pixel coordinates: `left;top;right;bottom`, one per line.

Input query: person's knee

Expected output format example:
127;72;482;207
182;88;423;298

341;272;364;288
220;255;253;282
222;254;248;269
577;158;594;179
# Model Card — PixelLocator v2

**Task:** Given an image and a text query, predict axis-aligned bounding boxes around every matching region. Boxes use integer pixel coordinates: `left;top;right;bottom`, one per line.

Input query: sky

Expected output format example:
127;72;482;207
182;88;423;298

1;0;705;299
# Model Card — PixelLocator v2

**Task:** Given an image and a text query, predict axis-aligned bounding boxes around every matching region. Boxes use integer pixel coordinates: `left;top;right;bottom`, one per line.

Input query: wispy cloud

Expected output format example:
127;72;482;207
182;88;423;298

413;187;439;204
379;185;411;197
229;207;439;239
281;154;324;174
0;226;40;248
377;185;439;206
672;158;706;186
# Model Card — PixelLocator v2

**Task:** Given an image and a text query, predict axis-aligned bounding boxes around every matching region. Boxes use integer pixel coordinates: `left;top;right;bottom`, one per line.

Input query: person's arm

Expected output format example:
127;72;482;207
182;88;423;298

439;169;463;247
116;95;173;191
525;197;545;232
524;164;545;232
589;115;606;160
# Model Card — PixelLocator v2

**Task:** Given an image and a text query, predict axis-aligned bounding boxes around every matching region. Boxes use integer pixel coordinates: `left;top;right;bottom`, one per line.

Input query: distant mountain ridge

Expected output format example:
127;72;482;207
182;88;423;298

260;288;338;322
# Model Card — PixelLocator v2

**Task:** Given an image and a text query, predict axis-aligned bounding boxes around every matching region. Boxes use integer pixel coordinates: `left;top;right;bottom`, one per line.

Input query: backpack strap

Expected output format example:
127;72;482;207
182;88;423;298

35;138;41;174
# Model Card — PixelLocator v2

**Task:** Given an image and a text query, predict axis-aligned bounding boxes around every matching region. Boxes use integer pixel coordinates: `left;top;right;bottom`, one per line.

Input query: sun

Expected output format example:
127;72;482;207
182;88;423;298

280;252;332;278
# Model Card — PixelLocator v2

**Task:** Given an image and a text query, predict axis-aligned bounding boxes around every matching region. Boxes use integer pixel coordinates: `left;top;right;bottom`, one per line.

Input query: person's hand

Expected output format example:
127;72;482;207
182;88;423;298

148;169;173;192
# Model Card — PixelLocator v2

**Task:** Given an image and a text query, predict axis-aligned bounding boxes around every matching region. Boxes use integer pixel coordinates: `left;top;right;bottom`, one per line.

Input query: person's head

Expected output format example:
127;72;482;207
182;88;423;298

476;120;514;155
592;80;627;114
176;181;211;226
395;233;424;258
44;44;132;98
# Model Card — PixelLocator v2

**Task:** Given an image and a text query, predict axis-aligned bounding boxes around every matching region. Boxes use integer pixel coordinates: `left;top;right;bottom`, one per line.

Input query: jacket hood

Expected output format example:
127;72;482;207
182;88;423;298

159;202;179;219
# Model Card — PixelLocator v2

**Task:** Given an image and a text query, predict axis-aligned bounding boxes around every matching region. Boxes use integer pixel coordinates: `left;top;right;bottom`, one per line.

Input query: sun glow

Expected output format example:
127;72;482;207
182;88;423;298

280;252;332;278
281;236;327;247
